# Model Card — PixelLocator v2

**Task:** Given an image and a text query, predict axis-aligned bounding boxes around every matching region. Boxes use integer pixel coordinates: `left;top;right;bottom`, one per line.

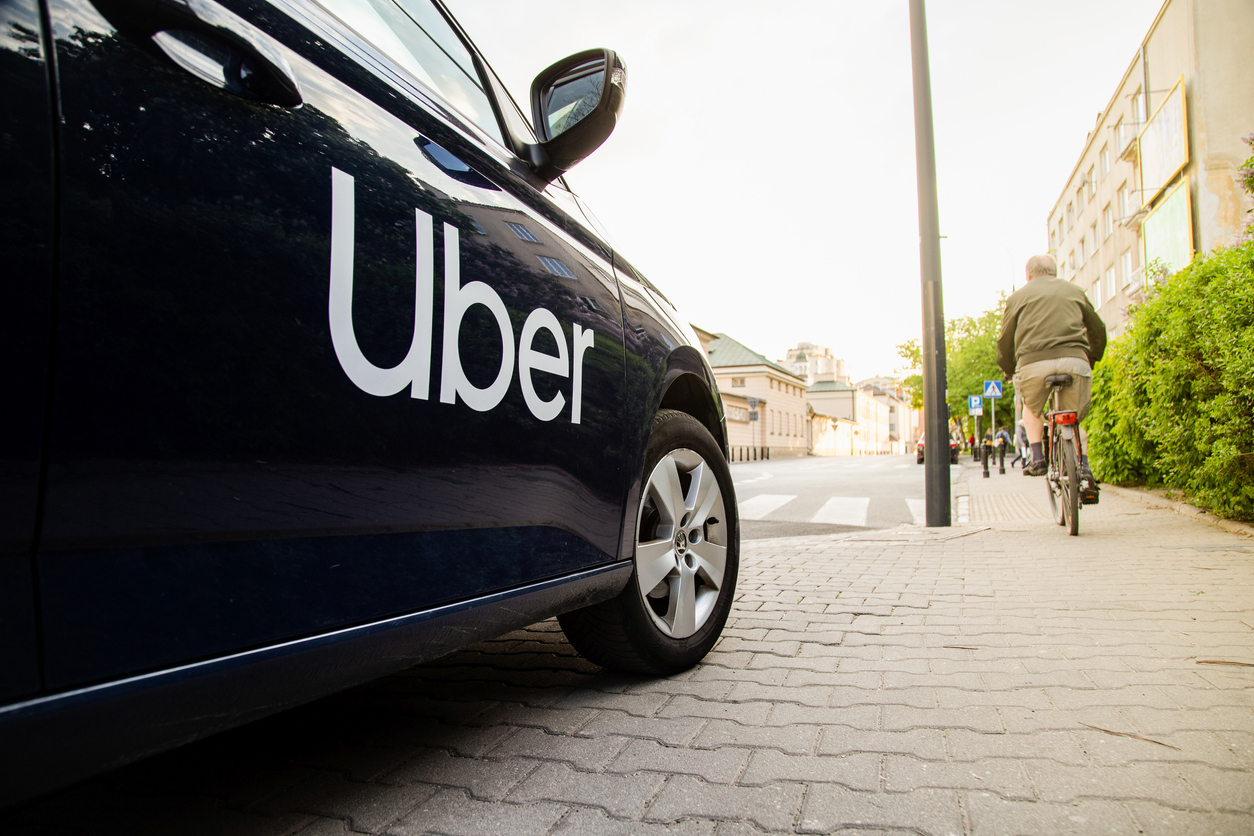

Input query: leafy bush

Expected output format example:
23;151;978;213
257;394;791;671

1088;241;1254;519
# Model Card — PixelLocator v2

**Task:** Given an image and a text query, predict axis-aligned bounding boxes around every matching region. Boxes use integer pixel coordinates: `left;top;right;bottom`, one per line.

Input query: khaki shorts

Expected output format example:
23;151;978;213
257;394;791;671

1014;356;1092;421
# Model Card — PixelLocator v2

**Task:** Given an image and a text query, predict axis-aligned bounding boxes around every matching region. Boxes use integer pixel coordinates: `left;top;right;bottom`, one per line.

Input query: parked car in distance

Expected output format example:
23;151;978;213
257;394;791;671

0;0;738;804
916;433;960;464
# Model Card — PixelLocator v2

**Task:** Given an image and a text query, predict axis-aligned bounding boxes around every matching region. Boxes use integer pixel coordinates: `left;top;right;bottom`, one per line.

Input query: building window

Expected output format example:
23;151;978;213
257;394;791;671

1076;186;1085;214
1086;166;1096;199
1050;229;1056;249
1066;202;1074;231
1067;250;1075;273
1131;87;1143;126
1077;237;1086;268
1102;205;1113;240
537;256;576;278
506;222;541;243
469;219;487;235
1121;249;1134;288
1090;223;1098;256
1099;144;1109;180
1058;219;1065;245
1116;183;1127;219
1114;116;1125;150
731;377;745;387
1091;279;1102;309
1105;265;1116;299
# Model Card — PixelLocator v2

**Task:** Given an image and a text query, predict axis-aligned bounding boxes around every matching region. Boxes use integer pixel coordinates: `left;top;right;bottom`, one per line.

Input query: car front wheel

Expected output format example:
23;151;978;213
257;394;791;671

559;409;739;674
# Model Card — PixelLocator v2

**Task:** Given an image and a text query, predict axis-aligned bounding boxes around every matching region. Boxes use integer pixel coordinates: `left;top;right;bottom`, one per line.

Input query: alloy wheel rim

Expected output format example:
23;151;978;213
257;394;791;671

634;448;728;639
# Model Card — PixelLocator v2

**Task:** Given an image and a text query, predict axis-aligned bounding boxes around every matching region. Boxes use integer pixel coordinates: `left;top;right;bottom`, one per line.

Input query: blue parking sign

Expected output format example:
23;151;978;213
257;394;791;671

968;395;982;410
983;380;1003;398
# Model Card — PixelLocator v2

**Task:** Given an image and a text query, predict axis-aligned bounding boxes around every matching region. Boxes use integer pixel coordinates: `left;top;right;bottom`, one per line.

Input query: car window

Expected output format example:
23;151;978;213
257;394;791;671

316;0;503;143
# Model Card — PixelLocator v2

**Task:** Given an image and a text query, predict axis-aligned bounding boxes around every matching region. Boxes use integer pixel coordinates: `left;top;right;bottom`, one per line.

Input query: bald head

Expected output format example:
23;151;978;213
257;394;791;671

1025;254;1057;280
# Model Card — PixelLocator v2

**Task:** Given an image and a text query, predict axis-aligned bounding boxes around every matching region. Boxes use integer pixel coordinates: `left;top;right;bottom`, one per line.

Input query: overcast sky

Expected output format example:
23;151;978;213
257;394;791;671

448;0;1164;380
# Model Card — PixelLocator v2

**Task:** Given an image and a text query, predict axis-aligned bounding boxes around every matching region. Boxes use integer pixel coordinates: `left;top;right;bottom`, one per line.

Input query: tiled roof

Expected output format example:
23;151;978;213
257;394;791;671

707;334;803;380
807;379;856;393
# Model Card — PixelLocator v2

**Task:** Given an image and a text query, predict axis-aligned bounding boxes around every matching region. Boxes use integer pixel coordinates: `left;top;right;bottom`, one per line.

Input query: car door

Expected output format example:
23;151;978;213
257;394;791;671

0;0;54;702
36;0;627;690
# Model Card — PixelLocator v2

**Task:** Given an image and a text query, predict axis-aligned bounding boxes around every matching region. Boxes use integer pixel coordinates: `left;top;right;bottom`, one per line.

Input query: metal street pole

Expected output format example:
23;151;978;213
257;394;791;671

910;0;950;526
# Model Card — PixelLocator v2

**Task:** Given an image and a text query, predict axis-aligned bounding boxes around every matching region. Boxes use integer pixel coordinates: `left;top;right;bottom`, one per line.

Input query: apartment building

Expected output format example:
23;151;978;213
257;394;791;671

1047;0;1254;338
706;334;809;459
784;342;847;386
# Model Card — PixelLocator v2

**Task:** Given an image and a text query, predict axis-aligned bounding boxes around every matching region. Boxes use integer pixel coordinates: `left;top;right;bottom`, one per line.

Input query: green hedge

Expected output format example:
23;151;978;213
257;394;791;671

1087;240;1254;520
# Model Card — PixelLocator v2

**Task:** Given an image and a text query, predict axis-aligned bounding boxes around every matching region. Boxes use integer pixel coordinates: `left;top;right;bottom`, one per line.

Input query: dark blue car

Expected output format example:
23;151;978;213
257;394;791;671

0;0;737;803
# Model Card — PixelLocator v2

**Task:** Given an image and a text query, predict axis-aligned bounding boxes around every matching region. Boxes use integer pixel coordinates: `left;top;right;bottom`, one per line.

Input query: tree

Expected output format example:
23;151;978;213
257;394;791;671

945;301;1015;439
895;339;924;411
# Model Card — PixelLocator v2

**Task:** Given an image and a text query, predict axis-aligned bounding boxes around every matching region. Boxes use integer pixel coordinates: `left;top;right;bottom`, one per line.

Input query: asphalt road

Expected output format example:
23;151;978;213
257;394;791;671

731;454;964;539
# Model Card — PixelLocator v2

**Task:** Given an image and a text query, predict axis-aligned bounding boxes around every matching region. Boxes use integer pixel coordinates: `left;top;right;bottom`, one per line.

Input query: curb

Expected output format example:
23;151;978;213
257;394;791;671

1103;484;1254;539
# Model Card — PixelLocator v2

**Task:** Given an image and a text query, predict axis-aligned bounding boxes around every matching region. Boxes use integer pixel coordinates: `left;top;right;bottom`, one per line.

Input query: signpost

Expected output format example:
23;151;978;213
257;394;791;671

983;380;1002;439
982;381;1004;477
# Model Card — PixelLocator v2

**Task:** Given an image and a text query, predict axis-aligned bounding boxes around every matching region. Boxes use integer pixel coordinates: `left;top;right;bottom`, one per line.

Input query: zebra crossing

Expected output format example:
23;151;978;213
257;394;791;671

736;492;928;527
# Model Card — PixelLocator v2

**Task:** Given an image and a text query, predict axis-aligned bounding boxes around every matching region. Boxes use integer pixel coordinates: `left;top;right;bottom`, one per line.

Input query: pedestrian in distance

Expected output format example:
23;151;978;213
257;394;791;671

1010;419;1029;468
997;254;1107;502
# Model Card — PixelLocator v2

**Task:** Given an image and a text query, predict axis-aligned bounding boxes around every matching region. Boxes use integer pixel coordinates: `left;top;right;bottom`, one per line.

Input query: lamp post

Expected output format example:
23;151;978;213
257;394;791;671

910;0;950;526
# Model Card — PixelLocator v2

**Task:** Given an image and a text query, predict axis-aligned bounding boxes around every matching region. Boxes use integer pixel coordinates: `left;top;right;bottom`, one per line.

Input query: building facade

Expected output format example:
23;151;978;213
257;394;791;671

707;334;809;459
1047;0;1254;338
806;375;891;455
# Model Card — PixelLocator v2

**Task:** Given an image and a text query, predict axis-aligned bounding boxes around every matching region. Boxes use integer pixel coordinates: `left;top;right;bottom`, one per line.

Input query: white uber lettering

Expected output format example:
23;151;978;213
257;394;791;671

518;308;568;422
571;324;595;425
439;225;515;412
329;167;598;423
328;167;434;399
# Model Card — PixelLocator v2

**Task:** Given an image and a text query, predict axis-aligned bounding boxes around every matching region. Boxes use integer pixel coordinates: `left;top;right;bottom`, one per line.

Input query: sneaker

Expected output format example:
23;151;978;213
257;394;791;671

1023;460;1046;476
1081;466;1100;504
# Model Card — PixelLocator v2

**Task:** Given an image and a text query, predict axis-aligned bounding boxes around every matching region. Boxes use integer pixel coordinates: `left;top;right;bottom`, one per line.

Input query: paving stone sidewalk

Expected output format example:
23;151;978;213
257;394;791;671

12;464;1254;835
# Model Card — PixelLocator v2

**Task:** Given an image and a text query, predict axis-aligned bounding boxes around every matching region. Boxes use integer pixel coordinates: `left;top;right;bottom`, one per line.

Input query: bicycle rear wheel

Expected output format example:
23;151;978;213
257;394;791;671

1046;430;1066;526
1061;438;1080;536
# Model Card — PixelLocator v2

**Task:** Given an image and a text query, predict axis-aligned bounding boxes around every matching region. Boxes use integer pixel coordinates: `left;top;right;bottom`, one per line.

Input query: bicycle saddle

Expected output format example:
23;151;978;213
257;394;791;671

1044;373;1074;388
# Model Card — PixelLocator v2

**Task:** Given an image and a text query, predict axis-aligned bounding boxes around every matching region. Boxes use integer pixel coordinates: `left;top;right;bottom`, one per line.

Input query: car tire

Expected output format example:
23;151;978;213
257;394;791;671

916;454;924;464
559;409;739;675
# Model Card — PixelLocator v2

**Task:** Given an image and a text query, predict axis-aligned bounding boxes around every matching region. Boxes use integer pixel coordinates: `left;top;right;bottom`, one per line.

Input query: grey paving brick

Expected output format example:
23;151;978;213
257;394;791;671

1124;800;1254;836
577;709;704;747
767;702;880;730
607;738;749;784
468;704;598;735
551;807;717;835
386;788;564;836
882;705;1004;733
382;749;535;801
506;762;664;818
942;728;1088;765
740;749;879;791
798;786;964;836
965;793;1139;836
484;726;628;770
659;694;772;725
644;775;804;831
884;754;1034;800
819;727;947;760
396;722;517;759
692;718;819;755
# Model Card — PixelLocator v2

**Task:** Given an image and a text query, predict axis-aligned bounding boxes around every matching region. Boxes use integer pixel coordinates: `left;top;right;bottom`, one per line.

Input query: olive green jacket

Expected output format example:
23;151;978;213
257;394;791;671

996;276;1107;377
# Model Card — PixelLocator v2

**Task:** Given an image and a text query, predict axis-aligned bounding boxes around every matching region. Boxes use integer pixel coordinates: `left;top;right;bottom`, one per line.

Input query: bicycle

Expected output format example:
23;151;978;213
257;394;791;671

1042;373;1082;535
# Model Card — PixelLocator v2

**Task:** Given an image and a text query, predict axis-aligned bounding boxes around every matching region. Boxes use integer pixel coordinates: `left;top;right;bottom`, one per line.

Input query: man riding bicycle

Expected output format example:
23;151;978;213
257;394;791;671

996;254;1106;501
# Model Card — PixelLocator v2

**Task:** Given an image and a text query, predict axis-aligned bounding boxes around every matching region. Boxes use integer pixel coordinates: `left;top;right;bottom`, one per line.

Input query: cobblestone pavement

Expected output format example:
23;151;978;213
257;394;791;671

12;464;1254;835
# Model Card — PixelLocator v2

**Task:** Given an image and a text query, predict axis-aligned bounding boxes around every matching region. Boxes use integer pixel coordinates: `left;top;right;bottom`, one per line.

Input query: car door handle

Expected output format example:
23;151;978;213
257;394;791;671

92;0;302;107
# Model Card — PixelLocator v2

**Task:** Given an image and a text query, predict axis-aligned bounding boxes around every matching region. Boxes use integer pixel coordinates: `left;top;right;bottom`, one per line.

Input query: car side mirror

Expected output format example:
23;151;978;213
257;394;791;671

527;48;626;182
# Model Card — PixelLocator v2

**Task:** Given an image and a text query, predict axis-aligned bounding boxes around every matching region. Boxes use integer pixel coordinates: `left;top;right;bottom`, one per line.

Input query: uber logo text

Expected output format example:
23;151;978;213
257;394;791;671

329;168;595;423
